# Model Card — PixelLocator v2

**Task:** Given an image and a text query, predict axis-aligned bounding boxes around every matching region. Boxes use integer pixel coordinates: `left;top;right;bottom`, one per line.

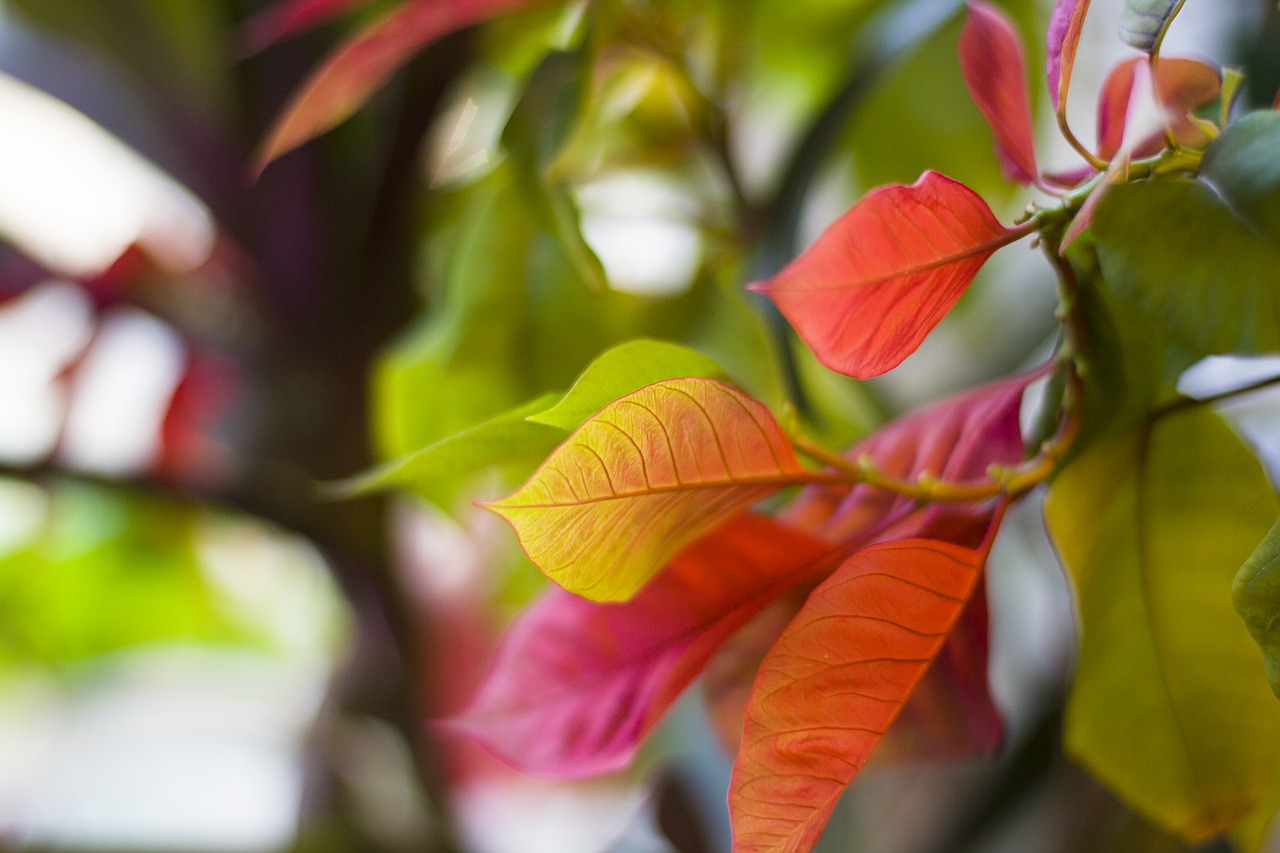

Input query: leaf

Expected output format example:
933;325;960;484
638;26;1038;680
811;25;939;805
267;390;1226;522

529;339;727;430
1046;0;1091;110
728;533;998;853
1200;111;1280;246
444;514;833;778
1234;519;1280;700
254;0;555;171
1044;408;1280;841
749;172;1027;379
337;393;566;500
959;1;1039;185
240;0;372;55
1120;0;1182;53
1095;57;1220;160
710;372;1032;789
1091;180;1280;363
484;378;817;602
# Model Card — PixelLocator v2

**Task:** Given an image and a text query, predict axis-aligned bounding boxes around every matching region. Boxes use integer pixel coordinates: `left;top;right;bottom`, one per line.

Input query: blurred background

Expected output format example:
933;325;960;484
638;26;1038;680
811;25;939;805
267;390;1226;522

0;1;1278;851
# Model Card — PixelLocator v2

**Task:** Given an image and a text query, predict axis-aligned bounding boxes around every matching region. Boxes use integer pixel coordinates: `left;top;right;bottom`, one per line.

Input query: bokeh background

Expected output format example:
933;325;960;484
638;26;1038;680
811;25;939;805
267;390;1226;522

0;1;1278;851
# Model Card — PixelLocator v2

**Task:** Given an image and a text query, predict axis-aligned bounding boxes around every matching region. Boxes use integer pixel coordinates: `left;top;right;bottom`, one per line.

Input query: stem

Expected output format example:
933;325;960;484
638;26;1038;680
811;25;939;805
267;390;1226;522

789;382;1081;504
1148;0;1189;61
1151;373;1280;420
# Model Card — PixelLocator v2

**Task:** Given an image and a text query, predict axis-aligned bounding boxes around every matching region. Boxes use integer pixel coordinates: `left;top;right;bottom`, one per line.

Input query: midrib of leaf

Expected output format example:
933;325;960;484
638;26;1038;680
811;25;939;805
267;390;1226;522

499;472;842;508
1132;427;1215;826
789;225;1030;293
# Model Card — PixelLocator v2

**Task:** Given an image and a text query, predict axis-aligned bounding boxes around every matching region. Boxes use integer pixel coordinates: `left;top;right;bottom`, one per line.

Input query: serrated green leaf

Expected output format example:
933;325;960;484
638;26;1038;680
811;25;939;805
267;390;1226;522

1200;111;1280;247
528;339;727;429
1119;0;1181;52
1234;519;1280;700
1045;408;1280;841
1091;180;1280;365
339;393;567;500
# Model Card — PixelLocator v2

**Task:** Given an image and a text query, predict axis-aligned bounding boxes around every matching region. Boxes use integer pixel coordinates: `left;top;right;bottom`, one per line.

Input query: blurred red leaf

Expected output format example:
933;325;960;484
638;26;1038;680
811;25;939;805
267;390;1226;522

1096;56;1221;160
1046;0;1091;110
254;0;555;172
750;172;1027;379
240;0;373;55
959;1;1039;185
728;530;1001;853
443;514;832;778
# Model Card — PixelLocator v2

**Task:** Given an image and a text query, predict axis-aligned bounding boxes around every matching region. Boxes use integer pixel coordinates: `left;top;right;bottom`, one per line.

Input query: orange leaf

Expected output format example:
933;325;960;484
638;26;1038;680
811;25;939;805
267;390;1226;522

749;172;1027;379
483;378;820;602
254;0;554;172
959;1;1039;184
728;533;998;853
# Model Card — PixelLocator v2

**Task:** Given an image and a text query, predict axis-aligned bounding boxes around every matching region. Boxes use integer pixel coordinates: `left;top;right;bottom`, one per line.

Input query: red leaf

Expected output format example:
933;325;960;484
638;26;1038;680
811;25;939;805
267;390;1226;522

1096;56;1221;161
240;0;373;56
728;531;1000;853
709;372;1033;762
1046;0;1091;111
254;0;554;172
750;172;1027;379
959;1;1039;185
443;514;833;778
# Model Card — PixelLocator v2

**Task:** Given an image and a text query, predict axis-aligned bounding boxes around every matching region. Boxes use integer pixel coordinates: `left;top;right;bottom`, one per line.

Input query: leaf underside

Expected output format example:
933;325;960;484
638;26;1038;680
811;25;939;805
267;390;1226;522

1046;0;1091;109
1120;0;1181;53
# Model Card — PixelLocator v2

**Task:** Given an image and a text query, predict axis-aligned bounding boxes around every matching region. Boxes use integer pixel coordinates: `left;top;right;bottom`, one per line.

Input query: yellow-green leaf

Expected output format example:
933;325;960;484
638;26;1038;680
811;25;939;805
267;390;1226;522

484;378;817;602
1234;519;1280;700
528;339;727;430
1045;408;1280;842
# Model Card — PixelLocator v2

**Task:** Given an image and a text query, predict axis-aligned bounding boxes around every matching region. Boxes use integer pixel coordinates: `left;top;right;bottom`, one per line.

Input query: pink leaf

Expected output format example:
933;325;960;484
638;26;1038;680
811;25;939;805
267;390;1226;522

240;0;373;56
443;514;833;778
1046;0;1091;111
750;172;1028;379
254;0;554;172
728;528;1003;853
959;1;1039;185
782;370;1032;545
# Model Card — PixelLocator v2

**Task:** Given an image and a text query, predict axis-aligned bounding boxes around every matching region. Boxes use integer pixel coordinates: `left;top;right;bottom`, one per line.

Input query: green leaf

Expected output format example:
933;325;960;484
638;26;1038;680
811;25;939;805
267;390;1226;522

1234;519;1280;700
1119;0;1181;52
338;393;567;500
1200;111;1280;247
1091;180;1280;365
528;339;727;429
1044;407;1280;841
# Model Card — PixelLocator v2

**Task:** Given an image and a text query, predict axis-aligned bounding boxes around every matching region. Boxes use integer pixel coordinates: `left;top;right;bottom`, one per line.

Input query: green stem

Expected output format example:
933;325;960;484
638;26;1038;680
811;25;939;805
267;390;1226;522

1151;374;1280;420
